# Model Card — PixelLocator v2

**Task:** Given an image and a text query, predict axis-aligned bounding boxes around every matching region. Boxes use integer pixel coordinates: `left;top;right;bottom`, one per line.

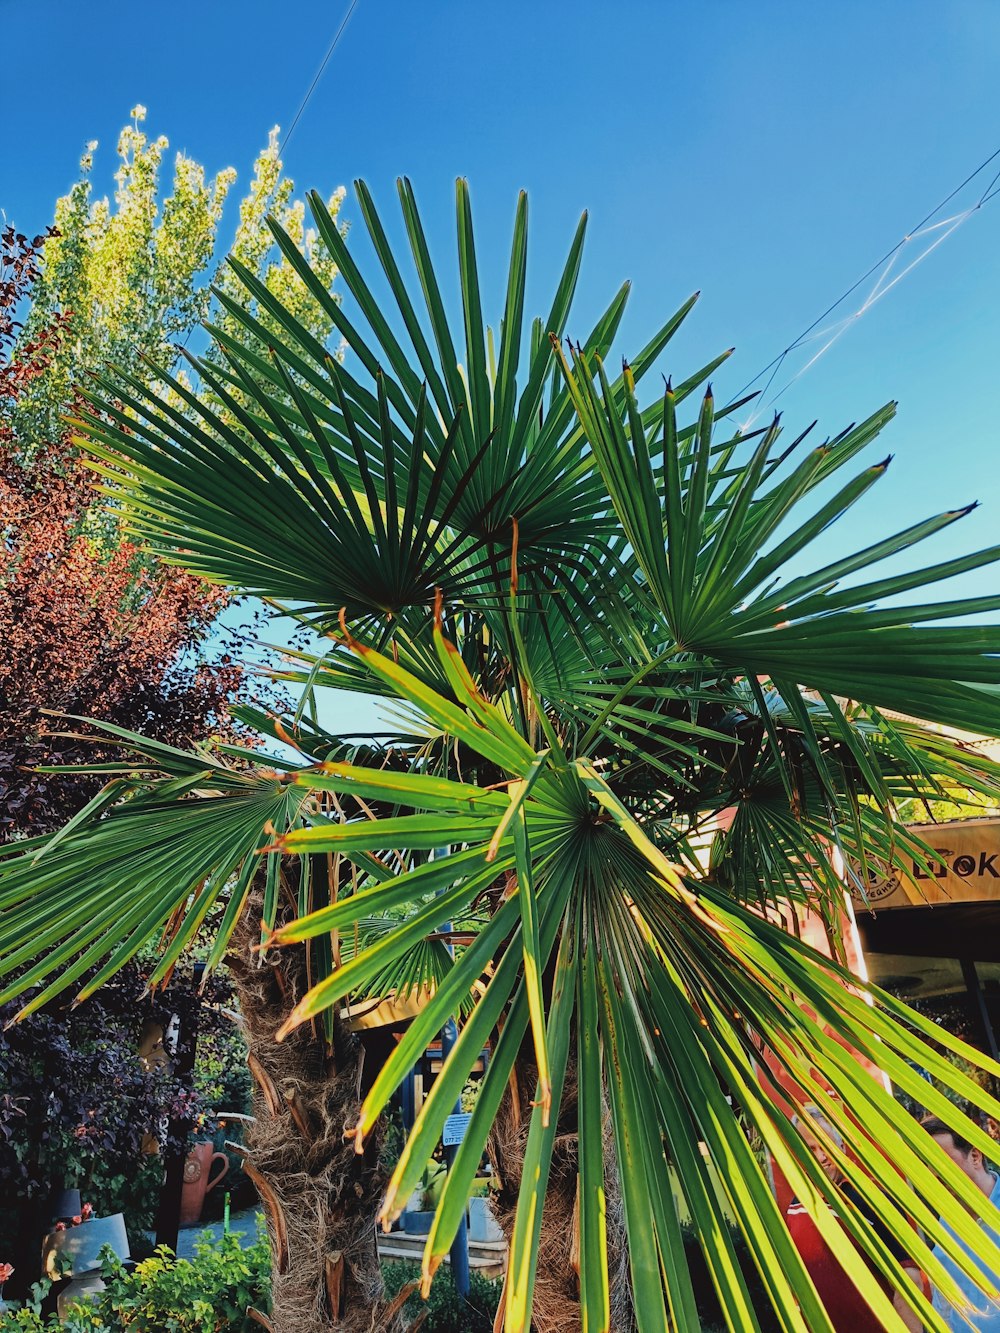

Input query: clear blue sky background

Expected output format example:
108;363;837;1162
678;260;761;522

4;0;1000;728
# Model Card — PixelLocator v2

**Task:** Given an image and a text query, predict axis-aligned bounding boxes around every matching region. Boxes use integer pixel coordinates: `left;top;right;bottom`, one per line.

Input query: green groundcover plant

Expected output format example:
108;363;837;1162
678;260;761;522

381;1261;500;1332
0;1242;503;1333
0;1231;270;1332
8;178;1000;1330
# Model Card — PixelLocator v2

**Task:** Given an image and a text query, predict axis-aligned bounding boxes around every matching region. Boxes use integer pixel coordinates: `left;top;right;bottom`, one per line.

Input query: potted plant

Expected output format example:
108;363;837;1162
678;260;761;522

40;1204;129;1317
402;1160;446;1235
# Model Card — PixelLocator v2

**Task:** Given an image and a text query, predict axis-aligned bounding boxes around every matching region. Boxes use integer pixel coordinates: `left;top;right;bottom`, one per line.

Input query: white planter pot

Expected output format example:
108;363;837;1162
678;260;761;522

41;1212;129;1280
467;1196;503;1243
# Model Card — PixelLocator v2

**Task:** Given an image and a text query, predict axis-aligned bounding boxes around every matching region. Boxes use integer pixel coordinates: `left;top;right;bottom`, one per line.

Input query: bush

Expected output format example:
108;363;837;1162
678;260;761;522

0;961;253;1275
192;1016;252;1120
0;966;203;1269
0;1231;270;1333
0;1279;56;1331
680;1226;782;1333
381;1260;500;1332
83;1231;270;1332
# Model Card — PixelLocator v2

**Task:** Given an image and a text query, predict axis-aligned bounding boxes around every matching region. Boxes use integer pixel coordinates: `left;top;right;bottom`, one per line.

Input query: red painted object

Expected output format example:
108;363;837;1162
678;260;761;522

179;1142;229;1227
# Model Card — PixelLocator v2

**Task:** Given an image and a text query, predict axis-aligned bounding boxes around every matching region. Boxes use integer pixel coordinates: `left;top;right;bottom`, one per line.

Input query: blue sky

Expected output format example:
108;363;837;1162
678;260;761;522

6;0;1000;698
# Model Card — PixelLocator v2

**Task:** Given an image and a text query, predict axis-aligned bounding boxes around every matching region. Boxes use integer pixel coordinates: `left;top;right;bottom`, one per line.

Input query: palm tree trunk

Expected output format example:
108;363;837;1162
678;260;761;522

489;1052;634;1333
228;933;404;1333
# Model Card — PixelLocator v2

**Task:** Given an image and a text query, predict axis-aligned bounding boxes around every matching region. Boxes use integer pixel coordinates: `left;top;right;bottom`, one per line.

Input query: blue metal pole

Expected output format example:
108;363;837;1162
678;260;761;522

401;1067;416;1134
435;889;470;1298
399;1068;416;1231
440;1014;471;1299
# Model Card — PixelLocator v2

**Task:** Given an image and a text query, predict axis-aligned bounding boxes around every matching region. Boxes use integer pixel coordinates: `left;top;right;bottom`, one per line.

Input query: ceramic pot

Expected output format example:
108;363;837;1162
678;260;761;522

179;1141;229;1227
468;1196;503;1242
42;1212;129;1280
57;1270;108;1319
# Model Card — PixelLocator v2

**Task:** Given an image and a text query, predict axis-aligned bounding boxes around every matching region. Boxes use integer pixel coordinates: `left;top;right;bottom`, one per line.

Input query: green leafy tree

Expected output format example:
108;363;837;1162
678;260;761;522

11;106;227;453
6;180;1000;1333
10;107;346;459
211;125;344;356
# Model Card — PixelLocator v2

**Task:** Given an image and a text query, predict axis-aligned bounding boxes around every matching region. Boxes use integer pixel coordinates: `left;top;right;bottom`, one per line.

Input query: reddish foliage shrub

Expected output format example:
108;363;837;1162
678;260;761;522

0;226;69;429
0;229;244;836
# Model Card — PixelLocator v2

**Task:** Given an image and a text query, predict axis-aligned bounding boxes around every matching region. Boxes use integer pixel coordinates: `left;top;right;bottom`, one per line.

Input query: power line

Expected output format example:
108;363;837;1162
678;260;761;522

737;142;1000;423
175;1;360;357
283;0;360;152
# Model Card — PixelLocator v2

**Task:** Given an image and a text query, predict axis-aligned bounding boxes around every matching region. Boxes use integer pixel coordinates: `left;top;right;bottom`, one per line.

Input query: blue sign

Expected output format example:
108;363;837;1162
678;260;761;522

443;1112;472;1147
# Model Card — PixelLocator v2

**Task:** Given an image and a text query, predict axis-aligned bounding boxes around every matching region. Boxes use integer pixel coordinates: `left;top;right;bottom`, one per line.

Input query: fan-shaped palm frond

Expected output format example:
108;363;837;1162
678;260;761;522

12;180;1000;1331
256;628;1000;1333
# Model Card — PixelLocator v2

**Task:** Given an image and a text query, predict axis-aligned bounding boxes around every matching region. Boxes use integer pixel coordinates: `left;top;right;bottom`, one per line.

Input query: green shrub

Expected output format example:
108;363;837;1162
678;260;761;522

85;1231;270;1332
0;1231;270;1333
680;1226;782;1333
0;1279;56;1331
381;1260;500;1332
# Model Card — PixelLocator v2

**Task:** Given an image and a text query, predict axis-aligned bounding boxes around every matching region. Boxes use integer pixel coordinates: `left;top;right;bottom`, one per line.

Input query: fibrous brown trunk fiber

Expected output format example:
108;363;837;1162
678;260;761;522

228;926;405;1333
489;1052;634;1333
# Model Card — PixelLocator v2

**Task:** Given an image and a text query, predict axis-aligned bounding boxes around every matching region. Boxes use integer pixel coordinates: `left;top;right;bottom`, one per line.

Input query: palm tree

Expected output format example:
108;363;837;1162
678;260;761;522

5;179;1000;1333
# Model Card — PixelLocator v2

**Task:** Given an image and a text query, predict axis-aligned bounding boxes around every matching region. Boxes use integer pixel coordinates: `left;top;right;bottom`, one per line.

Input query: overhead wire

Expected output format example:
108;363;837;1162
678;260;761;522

282;0;360;152
175;0;360;356
737;142;1000;427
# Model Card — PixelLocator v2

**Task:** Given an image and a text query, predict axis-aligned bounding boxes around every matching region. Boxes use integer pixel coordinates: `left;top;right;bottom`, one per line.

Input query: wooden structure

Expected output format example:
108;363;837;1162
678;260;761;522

853;816;1000;1054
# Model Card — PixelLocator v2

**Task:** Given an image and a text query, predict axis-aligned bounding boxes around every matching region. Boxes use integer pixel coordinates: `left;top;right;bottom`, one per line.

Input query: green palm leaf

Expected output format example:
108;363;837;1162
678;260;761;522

14;179;1000;1331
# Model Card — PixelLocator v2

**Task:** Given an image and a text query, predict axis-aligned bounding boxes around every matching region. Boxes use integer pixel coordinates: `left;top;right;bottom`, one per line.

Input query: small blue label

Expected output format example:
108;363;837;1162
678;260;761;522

443;1112;472;1146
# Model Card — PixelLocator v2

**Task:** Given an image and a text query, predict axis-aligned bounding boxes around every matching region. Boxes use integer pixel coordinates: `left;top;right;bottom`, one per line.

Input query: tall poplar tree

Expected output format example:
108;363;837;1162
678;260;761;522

10;107;345;459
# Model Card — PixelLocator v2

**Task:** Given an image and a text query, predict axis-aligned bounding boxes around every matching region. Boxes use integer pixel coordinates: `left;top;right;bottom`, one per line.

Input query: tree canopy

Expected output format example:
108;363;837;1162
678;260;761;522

0;109;346;835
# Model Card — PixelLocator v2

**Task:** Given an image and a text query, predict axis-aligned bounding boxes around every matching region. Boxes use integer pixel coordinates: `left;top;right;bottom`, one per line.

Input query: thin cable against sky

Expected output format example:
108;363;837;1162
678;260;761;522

282;0;360;153
176;0;360;355
737;142;1000;426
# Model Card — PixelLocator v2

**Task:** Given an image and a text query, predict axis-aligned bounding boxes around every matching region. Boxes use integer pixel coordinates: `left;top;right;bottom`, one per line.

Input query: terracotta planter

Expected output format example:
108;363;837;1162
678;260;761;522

179;1141;229;1227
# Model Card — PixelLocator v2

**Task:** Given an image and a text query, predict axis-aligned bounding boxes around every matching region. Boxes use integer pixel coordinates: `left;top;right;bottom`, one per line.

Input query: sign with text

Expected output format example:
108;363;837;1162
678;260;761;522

849;818;1000;910
443;1113;472;1147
